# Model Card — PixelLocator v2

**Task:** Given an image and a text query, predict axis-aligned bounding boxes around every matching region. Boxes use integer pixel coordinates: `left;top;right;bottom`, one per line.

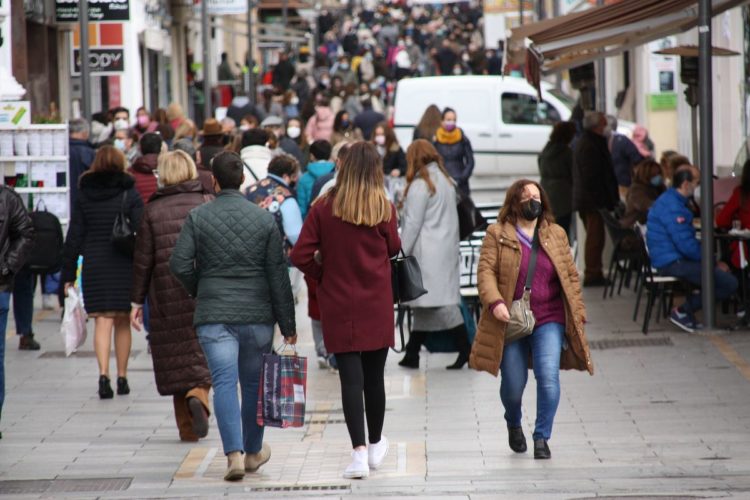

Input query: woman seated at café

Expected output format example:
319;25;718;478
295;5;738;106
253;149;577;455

620;159;666;229
716;159;750;269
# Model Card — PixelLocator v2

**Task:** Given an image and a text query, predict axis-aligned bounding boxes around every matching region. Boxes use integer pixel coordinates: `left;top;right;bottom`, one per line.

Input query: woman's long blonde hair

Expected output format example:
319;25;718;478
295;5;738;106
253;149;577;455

325;141;392;226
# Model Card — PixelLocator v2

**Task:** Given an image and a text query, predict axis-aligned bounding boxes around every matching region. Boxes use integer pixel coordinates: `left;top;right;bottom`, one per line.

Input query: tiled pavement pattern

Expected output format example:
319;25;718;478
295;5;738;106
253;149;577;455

1;287;750;499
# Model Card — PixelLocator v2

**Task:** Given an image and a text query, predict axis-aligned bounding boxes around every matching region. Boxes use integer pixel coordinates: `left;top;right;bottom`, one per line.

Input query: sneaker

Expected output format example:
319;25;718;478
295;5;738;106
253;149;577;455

42;294;57;310
669;308;698;333
317;356;329;369
245;443;271;472
343;449;369;479
368;436;389;469
18;334;40;351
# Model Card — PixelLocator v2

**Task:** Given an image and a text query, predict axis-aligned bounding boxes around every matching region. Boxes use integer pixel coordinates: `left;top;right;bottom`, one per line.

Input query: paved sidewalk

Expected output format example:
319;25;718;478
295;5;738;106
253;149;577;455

1;286;750;499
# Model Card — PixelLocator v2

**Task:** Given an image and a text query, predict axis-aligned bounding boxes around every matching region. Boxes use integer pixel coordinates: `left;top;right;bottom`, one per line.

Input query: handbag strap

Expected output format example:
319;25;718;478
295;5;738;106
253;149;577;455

120;191;128;212
524;224;540;291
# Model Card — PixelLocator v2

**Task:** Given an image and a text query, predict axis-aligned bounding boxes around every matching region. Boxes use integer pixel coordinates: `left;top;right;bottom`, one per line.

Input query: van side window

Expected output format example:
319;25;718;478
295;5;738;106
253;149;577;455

502;93;561;125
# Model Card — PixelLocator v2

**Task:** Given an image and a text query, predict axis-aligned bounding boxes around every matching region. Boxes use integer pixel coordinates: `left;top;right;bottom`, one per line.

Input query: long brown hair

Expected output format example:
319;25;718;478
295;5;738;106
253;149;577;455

404;139;453;199
498;179;555;225
372;121;399;152
88;145;127;174
414;104;442;140
325;142;392;226
632;159;663;187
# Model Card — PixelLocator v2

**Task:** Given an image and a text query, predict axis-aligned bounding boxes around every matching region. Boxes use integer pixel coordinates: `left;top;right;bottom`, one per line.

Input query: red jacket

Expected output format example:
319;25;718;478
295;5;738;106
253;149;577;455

290;198;401;354
715;186;750;268
128;154;159;204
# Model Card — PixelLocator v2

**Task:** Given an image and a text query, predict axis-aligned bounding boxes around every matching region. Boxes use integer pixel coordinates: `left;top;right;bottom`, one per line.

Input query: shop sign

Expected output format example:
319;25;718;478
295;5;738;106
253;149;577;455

56;0;130;23
0;101;31;127
72;48;125;75
193;0;247;16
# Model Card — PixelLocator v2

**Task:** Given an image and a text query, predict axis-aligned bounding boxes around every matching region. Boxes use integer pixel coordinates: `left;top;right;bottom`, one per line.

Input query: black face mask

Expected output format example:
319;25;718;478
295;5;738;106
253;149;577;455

521;199;543;221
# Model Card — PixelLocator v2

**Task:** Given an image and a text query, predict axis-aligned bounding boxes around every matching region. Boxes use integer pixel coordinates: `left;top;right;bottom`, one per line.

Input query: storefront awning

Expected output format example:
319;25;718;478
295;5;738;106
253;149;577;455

508;0;750;76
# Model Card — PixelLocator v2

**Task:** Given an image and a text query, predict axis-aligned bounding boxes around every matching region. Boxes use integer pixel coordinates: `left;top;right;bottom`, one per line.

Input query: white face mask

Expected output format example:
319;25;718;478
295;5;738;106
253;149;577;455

287;126;301;139
114;119;129;131
290;97;299;106
240;124;251;132
374;135;386;146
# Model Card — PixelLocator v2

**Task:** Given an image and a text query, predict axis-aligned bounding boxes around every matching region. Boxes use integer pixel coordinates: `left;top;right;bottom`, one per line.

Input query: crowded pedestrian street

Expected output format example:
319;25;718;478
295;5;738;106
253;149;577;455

1;286;750;499
4;0;750;498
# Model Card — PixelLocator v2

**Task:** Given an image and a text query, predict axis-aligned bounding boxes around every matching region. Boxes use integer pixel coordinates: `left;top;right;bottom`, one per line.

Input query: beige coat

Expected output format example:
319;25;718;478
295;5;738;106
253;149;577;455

469;220;594;377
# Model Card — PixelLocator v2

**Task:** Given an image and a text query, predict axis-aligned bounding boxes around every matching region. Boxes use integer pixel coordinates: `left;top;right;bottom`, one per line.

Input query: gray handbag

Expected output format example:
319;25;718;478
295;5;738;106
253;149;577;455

504;227;539;345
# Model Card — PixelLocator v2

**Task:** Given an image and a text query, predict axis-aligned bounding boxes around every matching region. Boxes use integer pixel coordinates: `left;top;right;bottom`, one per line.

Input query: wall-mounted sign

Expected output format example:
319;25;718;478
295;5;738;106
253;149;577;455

72;48;125;75
56;0;130;23
193;0;247;16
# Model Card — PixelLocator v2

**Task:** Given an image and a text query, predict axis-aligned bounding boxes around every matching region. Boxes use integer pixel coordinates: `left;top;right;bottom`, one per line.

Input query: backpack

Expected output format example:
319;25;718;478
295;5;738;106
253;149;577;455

27;203;64;274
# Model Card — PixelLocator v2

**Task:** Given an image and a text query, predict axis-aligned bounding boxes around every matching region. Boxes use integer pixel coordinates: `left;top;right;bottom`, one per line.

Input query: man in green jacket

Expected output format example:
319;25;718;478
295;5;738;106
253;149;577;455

170;151;296;482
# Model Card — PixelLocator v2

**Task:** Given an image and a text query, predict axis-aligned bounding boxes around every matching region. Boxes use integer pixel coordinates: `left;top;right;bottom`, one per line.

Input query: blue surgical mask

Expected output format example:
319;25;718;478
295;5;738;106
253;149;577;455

650;175;662;187
114;139;126;151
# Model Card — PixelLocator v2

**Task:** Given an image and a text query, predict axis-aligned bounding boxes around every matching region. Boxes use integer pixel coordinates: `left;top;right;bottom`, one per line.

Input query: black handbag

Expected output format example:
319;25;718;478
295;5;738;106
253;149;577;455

391;250;428;353
456;191;487;240
111;191;136;256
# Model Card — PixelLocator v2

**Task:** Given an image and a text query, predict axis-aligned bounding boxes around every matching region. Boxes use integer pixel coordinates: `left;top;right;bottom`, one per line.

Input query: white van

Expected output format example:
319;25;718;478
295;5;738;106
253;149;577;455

393;76;572;202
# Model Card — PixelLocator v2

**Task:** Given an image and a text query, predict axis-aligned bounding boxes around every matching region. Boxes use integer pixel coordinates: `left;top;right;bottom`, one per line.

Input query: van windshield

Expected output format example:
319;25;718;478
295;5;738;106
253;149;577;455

547;89;576;111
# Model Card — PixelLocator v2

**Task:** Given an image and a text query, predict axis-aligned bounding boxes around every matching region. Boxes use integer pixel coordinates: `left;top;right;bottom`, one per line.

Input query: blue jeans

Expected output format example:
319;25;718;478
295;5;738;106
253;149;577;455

659;260;739;315
500;322;565;441
196;323;274;456
0;291;11;416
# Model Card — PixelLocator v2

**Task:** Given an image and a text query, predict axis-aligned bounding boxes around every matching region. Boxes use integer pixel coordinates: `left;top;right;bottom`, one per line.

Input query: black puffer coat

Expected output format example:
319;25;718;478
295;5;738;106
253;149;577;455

131;180;212;395
62;172;144;313
434;129;475;197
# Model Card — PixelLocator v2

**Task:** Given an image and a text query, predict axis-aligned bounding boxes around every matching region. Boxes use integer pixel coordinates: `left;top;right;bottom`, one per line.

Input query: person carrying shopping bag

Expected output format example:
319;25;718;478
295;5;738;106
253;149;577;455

469;179;593;460
290;142;401;479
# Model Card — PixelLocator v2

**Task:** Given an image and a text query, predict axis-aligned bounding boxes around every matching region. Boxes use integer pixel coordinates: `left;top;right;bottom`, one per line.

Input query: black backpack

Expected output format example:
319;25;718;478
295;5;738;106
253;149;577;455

27;203;64;274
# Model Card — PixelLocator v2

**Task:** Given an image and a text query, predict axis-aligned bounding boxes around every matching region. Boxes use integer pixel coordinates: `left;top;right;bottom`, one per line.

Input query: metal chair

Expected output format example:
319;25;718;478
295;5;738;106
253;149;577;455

599;209;641;299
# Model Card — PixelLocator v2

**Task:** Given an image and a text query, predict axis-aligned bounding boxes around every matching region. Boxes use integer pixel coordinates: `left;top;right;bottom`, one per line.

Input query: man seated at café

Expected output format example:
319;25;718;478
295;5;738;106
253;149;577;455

647;165;738;332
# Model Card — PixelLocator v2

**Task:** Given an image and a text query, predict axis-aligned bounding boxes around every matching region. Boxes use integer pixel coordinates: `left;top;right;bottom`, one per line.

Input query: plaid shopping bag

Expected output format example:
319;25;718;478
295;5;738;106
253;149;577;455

256;350;308;428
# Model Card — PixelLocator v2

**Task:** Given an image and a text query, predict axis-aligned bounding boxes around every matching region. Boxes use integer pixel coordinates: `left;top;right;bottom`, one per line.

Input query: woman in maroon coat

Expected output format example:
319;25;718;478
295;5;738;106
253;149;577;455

291;142;401;480
130;151;213;442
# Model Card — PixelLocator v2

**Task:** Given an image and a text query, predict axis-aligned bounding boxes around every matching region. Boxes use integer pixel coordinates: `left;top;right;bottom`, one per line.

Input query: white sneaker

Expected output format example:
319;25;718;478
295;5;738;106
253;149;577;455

368;436;389;469
42;294;56;310
317;356;329;369
343;449;369;479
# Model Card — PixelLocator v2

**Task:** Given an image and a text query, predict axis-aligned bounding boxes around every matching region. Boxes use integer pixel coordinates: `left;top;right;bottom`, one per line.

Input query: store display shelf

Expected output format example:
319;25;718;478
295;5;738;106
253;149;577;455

0;156;68;162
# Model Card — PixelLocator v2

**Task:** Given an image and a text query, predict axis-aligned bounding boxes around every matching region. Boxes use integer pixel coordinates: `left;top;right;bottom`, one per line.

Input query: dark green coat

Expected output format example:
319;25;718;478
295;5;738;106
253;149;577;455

538;141;574;218
169;189;296;337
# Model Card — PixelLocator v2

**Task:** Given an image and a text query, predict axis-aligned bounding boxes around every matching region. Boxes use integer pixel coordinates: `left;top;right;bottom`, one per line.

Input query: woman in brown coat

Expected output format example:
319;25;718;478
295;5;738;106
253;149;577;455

130;151;213;442
469;179;593;460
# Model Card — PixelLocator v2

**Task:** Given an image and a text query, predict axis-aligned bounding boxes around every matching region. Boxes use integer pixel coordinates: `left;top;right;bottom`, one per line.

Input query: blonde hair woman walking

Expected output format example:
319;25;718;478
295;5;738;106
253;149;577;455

291;142;401;479
130;151;213;441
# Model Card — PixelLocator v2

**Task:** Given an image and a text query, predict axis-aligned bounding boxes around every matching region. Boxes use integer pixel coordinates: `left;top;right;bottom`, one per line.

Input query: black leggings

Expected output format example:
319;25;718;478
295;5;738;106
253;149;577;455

335;348;388;448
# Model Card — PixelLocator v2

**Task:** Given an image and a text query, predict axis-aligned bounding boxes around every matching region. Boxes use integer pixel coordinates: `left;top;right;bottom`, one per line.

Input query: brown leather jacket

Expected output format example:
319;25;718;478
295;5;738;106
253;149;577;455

469;220;594;377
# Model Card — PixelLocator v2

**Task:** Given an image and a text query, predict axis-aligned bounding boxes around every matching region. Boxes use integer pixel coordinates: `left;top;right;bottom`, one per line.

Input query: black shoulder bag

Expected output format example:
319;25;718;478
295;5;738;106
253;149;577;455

391;250;428;353
111;191;136;256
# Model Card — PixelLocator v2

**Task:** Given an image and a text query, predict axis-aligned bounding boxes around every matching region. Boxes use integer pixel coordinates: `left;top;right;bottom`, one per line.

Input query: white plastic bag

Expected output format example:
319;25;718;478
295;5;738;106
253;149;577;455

60;288;87;356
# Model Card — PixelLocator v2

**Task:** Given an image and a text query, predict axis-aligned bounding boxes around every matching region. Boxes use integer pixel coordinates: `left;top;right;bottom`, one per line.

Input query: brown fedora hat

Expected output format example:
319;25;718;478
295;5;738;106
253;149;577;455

201;118;223;136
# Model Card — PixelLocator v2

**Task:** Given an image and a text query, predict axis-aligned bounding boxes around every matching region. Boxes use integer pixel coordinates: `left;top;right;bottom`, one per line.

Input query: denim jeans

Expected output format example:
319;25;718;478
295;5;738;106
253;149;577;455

659;260;739;315
0;291;12;416
12;267;34;336
196;323;274;456
500;322;565;441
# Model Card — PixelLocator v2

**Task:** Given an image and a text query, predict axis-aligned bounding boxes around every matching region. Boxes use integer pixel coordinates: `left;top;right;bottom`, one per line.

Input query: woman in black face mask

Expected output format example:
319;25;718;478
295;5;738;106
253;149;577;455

469;179;592;461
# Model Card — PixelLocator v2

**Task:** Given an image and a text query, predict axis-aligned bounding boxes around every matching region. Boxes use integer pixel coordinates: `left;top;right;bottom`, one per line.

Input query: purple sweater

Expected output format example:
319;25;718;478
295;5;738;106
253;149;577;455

512;227;566;327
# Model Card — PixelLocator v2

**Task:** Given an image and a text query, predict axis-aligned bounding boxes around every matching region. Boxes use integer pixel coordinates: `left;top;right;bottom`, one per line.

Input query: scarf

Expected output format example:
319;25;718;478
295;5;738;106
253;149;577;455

435;126;462;145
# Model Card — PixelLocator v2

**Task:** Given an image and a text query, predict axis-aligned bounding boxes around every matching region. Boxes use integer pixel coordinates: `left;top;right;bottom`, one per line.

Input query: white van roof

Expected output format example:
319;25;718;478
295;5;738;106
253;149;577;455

393;76;562;126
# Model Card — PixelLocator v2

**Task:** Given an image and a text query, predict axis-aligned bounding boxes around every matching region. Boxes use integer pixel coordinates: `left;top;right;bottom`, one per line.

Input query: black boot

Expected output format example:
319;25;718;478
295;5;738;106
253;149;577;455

99;376;114;399
398;330;426;369
446;325;470;370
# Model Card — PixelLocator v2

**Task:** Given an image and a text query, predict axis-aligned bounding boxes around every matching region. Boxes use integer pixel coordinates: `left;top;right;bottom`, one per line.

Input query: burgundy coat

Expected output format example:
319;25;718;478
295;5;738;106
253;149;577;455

128;153;159;204
291;198;401;354
131;179;213;395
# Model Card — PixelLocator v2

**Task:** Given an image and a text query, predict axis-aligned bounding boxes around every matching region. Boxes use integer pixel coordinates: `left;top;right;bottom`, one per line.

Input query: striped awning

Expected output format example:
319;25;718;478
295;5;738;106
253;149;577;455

508;0;750;75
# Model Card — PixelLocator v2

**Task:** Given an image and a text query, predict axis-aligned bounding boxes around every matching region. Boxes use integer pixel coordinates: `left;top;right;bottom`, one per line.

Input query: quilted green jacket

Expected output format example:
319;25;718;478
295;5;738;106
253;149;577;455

169;189;296;336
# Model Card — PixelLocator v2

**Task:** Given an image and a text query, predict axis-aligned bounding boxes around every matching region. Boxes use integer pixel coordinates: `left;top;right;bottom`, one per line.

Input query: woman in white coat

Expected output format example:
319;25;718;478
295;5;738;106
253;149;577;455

398;139;469;370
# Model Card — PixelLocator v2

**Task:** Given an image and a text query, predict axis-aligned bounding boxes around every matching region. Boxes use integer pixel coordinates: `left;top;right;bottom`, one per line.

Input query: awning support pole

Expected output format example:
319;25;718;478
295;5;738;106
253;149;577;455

80;0;91;121
698;0;715;328
596;0;606;112
202;0;212;123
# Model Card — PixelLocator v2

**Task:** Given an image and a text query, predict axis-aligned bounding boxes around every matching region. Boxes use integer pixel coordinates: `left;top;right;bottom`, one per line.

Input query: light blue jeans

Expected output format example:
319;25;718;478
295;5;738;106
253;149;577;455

0;291;11;417
196;323;274;456
500;322;565;441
